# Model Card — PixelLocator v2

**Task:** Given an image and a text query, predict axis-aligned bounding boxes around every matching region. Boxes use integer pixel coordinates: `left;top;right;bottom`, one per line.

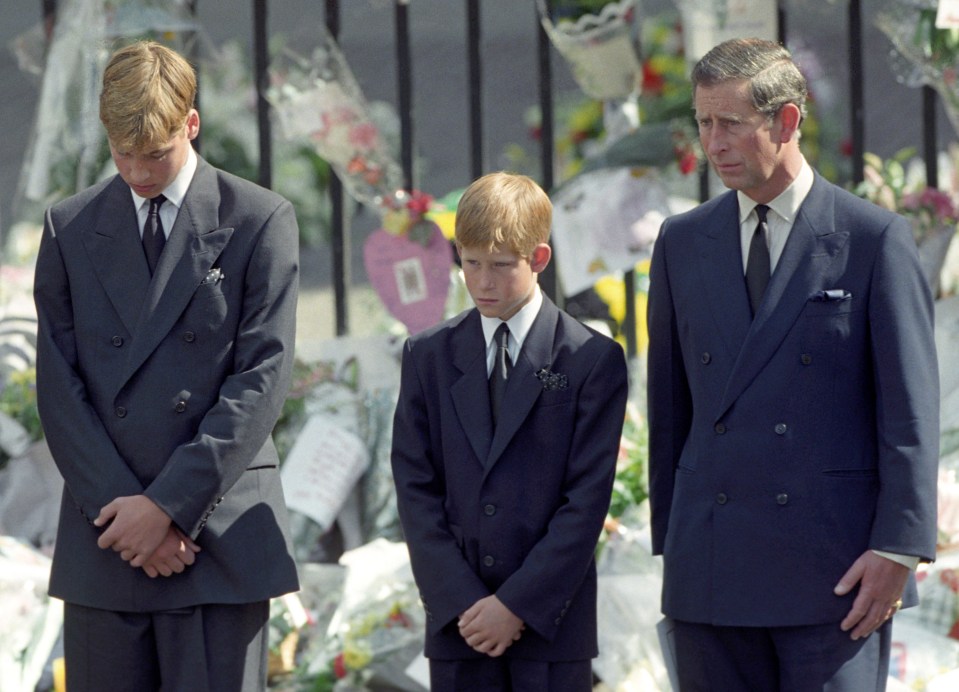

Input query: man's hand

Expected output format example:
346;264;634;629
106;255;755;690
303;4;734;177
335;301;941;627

458;595;525;657
140;527;202;578
94;495;171;568
834;550;909;640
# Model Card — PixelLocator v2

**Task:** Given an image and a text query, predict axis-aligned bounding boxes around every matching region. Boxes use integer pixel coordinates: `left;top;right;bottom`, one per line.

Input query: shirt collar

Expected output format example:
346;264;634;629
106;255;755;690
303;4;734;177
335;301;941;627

129;145;198;211
481;284;543;353
737;157;814;224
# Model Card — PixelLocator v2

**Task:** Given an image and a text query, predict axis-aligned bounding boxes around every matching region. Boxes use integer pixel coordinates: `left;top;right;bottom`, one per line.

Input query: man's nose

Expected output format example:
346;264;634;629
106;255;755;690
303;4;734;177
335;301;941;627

128;161;150;182
704;131;725;156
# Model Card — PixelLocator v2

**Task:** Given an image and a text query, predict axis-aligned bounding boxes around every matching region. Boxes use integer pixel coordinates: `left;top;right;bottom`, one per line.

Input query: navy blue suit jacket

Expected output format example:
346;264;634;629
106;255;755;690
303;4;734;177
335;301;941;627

391;296;628;661
646;173;939;627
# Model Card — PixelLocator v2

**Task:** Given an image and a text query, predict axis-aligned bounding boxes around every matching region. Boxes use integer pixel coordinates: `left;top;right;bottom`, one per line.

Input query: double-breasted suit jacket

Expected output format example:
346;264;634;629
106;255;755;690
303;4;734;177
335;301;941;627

34;157;300;611
646;173;939;627
391;296;628;661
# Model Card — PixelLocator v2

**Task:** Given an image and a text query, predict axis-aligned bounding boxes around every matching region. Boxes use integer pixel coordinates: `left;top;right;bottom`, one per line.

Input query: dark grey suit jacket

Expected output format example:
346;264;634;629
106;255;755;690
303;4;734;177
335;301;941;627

647;173;939;627
34;157;300;611
391;296;628;661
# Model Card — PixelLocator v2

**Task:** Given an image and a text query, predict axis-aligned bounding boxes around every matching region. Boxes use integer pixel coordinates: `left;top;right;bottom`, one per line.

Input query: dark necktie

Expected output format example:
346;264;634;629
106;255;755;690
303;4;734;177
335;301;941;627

143;194;167;275
488;323;512;426
745;204;771;317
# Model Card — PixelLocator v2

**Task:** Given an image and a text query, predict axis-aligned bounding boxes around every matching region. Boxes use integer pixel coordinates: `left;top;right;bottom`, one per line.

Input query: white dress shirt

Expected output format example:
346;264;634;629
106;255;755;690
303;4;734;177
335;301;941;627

481;285;543;377
131;145;198;239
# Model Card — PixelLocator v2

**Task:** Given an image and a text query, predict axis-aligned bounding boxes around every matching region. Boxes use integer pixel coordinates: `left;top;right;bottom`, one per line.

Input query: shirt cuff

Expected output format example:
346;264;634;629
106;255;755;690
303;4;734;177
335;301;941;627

872;550;920;571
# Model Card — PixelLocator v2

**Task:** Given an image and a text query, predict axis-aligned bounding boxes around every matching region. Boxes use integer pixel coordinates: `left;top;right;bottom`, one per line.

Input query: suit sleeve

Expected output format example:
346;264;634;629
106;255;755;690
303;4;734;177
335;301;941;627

34;209;147;519
494;339;628;641
646;223;693;555
867;216;939;562
391;339;491;636
143;199;299;538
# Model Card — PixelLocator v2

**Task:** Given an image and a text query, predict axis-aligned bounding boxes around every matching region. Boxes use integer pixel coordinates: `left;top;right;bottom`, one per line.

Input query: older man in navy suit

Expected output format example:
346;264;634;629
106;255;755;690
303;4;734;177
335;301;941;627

34;41;299;692
647;38;939;689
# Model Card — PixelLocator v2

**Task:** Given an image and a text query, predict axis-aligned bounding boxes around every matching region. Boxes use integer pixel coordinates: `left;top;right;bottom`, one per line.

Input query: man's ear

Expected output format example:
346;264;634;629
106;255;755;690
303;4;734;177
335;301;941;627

530;243;551;273
186;109;200;140
778;103;801;143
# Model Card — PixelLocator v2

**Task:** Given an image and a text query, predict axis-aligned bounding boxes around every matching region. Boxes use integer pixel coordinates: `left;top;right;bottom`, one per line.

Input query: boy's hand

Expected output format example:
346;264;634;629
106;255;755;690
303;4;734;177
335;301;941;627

140;527;202;578
94;495;171;567
458;595;525;657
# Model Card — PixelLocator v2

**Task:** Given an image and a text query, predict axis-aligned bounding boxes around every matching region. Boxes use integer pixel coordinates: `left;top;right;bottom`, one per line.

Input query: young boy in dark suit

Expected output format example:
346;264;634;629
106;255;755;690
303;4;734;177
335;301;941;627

391;172;629;691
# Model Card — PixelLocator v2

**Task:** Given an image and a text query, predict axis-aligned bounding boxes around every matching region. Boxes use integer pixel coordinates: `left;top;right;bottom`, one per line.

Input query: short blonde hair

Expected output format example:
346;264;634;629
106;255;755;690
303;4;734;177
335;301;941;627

455;172;552;257
99;41;196;151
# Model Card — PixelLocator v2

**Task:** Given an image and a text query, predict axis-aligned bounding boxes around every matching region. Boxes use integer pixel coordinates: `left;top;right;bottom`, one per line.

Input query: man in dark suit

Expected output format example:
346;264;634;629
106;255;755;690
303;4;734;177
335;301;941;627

391;172;629;690
646;38;939;689
33;41;299;691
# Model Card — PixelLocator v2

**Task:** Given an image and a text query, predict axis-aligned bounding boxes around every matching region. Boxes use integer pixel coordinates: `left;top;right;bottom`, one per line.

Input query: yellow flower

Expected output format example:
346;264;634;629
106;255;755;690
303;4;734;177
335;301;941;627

593;260;651;353
341;641;372;671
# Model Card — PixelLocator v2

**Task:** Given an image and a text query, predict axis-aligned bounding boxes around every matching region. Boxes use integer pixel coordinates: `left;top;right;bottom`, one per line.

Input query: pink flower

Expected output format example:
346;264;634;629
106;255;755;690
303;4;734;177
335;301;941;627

348;122;379;150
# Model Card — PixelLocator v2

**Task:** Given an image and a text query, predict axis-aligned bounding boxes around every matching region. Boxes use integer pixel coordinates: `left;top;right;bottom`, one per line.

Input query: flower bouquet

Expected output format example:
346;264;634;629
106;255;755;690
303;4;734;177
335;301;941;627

268;32;453;336
267;37;402;211
854;148;959;294
538;0;643;100
877;0;959;138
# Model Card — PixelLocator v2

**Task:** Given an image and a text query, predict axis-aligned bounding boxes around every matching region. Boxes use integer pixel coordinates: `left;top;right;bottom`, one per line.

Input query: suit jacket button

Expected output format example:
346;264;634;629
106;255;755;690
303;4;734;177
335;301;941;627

776;493;789;505
800;353;812;365
111;335;124;347
183;331;196;343
483;555;495;567
555;617;562;625
714;422;726;434
775;423;787;435
115;406;127;418
484;504;496;516
174;401;187;413
716;493;728;505
701;352;711;364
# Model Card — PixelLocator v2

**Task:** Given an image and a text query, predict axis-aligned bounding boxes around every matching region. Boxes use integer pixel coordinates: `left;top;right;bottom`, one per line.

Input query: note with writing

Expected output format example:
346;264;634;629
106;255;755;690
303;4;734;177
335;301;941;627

281;414;370;531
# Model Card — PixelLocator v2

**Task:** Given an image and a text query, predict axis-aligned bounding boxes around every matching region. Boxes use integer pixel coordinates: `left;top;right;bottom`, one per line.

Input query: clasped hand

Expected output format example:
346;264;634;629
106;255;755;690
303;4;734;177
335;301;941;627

94;495;201;578
458;595;525;657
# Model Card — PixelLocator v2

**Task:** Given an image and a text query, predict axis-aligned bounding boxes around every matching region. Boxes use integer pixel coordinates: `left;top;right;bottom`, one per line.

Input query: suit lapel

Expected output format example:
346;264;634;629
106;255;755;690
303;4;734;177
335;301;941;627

82;177;152;335
694;193;753;359
120;159;235;389
484;297;558;472
449;310;496;465
716;177;849;419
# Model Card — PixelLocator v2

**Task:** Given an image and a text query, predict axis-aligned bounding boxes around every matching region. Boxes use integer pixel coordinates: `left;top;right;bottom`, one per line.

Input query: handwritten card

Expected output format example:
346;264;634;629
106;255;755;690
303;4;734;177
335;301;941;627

281;414;370;531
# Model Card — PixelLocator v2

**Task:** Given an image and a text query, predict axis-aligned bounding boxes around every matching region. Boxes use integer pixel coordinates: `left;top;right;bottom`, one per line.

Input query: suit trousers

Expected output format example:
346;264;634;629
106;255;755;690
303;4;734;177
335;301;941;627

63;600;270;692
672;618;892;692
429;657;593;692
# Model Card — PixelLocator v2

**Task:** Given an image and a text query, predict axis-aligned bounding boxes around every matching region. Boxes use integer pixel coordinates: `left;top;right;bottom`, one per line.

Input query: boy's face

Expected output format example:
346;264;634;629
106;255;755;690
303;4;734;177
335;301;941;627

109;109;200;199
458;243;551;321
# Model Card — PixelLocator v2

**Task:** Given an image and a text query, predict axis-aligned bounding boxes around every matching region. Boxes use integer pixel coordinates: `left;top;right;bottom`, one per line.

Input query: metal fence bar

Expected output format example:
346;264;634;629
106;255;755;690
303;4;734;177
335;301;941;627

536;0;560;305
923;86;939;188
326;0;349;336
848;0;865;185
466;0;483;180
396;0;414;191
253;0;272;189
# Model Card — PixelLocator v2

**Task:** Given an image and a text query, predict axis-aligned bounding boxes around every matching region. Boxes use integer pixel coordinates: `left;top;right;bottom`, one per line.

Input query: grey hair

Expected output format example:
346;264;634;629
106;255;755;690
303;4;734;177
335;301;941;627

691;37;808;122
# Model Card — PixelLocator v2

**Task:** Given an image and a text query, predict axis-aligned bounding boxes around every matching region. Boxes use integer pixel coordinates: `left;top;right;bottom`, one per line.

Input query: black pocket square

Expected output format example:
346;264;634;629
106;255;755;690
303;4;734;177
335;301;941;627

810;289;851;302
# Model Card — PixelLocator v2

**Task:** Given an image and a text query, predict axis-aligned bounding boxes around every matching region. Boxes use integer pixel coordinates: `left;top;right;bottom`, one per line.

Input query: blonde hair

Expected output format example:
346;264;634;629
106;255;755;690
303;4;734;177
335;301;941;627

454;172;552;257
99;41;197;151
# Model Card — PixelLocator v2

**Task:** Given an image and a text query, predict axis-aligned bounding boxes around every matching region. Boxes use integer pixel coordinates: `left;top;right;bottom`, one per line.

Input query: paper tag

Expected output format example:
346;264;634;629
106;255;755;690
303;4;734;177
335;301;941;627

281;415;370;531
937;0;959;28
